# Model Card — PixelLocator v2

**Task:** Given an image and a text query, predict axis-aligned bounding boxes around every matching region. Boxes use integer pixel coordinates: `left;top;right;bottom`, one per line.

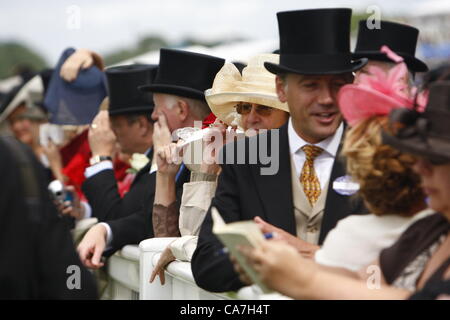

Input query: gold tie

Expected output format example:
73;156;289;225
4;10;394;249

300;145;323;206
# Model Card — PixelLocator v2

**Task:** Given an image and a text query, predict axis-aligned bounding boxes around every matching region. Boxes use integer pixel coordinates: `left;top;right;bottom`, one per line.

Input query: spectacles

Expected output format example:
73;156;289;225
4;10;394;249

235;103;274;116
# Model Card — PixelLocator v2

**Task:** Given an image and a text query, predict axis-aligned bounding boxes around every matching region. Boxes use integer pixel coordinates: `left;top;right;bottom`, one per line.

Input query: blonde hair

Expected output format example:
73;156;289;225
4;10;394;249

343;116;425;216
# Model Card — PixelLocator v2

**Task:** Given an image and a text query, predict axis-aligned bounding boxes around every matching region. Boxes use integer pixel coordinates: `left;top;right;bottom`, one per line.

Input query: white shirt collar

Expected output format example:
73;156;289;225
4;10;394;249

288;117;343;158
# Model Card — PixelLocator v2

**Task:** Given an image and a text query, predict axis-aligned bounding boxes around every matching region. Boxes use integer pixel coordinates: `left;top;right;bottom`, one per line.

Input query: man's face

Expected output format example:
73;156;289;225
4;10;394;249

152;93;183;132
109;115;143;155
276;73;352;143
236;103;289;131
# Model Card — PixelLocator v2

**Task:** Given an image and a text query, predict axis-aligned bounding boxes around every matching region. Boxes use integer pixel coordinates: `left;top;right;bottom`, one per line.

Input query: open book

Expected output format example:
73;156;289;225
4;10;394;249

211;207;272;293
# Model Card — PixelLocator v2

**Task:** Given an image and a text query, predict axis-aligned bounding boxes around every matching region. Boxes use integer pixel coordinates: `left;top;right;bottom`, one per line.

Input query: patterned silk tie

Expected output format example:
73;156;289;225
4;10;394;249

300;145;324;206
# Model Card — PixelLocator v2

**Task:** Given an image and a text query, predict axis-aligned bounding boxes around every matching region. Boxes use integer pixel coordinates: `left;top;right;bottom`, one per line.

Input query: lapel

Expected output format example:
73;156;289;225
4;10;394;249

250;124;296;235
131;148;153;187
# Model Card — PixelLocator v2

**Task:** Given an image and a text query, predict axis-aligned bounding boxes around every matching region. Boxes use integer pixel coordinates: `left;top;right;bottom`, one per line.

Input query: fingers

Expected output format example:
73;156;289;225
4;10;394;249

60;63;77;82
164;145;173;164
230;253;253;285
157;148;166;162
158;143;182;166
92;110;107;125
94;110;109;128
60;49;95;82
149;268;165;285
77;243;92;267
91;241;105;268
61;203;73;216
238;245;262;267
79;246;98;269
149;269;158;283
77;225;106;269
81;56;94;69
157;113;168;129
254;216;274;233
149;249;174;285
169;143;182;164
159;270;166;285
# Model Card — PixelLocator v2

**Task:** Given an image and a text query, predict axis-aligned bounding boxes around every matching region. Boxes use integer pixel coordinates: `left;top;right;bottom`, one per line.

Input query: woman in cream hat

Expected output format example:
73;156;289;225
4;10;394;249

206;53;289;131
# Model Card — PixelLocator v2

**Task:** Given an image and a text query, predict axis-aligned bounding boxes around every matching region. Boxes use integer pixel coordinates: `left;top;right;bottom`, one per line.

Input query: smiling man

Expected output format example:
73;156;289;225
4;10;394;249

191;8;369;293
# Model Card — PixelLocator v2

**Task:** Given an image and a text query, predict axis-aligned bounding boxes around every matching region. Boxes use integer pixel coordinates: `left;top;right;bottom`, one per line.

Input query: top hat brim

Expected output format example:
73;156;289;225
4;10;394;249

352;51;428;73
108;104;154;116
264;58;368;76
382;131;450;164
139;84;205;101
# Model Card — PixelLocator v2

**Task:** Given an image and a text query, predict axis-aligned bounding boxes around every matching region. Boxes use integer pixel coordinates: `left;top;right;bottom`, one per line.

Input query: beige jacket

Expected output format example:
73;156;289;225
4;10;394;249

169;181;217;261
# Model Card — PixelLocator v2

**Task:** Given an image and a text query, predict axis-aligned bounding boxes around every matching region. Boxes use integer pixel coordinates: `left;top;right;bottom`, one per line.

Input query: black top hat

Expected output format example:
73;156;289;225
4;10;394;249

353;20;428;73
139;48;225;101
383;81;450;164
105;64;158;116
265;8;367;75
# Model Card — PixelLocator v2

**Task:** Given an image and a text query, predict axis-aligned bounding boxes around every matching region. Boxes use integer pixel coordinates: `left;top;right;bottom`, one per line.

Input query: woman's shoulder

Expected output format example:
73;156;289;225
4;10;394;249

380;212;449;284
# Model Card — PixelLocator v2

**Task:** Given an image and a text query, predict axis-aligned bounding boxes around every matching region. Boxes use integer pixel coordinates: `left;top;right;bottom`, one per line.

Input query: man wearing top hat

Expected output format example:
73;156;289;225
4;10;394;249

81;64;158;223
353;20;428;82
191;8;369;293
77;49;224;268
77;64;164;267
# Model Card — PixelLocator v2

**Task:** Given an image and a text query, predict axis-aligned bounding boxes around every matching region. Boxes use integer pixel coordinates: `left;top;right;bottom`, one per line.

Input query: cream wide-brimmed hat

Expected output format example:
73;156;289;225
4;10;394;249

0;74;46;123
205;54;289;127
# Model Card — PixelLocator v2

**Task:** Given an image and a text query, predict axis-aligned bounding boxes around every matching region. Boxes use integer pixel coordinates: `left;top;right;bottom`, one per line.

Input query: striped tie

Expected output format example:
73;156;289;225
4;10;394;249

300;145;323;206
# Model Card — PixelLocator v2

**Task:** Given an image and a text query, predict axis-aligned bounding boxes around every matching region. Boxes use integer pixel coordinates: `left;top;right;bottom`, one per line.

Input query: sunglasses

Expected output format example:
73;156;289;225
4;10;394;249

235;103;274;116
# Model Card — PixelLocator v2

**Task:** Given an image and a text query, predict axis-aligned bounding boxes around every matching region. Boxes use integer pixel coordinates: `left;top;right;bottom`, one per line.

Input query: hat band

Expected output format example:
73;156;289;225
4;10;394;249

280;53;354;71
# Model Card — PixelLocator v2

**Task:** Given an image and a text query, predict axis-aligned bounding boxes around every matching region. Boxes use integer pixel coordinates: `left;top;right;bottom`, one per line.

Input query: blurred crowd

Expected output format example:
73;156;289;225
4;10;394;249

0;8;449;300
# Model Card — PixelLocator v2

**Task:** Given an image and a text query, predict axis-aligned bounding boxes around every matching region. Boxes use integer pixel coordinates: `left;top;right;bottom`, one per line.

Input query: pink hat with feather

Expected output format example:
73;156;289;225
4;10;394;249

338;45;427;127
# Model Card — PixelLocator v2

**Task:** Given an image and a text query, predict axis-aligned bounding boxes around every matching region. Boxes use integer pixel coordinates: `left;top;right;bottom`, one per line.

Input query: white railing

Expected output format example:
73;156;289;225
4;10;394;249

105;238;290;300
139;237;233;300
105;245;140;300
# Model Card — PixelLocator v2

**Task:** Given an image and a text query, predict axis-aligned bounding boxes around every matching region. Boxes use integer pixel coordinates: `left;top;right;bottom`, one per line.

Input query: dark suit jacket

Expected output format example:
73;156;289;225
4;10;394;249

105;165;191;255
191;123;367;292
82;150;155;222
0;137;97;299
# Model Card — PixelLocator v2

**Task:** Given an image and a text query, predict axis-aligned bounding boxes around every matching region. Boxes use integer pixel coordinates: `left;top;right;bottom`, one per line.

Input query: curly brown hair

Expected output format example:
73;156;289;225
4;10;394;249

343;116;425;217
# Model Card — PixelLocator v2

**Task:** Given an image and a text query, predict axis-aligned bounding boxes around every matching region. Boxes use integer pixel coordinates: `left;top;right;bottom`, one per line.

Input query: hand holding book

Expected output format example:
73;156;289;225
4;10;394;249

211;207;272;293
